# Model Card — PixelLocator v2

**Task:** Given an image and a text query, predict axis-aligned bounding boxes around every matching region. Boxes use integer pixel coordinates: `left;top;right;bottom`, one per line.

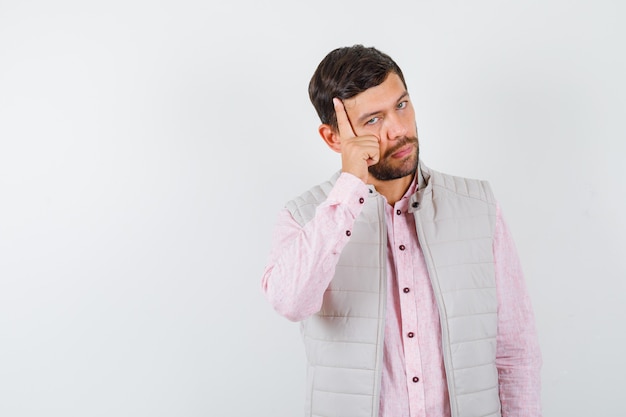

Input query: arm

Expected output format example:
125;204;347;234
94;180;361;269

261;173;369;322
262;98;380;321
494;204;543;416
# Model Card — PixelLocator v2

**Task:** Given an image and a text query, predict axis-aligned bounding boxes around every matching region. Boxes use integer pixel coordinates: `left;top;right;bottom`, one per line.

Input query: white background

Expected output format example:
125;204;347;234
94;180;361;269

1;0;624;416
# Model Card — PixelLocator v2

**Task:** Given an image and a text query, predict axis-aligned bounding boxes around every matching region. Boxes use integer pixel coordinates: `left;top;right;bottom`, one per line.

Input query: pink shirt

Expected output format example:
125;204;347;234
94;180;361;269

262;172;542;417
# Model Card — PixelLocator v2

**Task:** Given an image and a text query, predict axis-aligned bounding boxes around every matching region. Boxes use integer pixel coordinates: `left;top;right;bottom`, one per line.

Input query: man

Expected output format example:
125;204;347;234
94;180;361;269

261;45;541;417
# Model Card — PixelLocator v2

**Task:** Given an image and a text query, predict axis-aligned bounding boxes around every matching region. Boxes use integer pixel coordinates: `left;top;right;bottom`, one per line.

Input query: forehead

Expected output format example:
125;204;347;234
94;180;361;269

343;73;407;114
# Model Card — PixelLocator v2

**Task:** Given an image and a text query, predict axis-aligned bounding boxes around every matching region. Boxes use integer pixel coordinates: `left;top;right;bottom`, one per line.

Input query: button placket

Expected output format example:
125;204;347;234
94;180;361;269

391;197;425;404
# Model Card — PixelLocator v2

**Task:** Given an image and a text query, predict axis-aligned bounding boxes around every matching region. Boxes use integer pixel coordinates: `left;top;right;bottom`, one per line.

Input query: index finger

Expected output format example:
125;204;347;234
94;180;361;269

333;98;357;139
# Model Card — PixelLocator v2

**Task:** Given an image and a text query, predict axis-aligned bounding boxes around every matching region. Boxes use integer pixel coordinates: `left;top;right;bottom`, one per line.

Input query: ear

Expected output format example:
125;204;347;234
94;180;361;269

318;124;342;153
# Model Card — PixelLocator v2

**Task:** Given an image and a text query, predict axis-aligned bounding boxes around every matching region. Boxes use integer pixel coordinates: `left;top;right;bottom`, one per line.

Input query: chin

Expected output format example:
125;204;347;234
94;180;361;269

369;153;419;181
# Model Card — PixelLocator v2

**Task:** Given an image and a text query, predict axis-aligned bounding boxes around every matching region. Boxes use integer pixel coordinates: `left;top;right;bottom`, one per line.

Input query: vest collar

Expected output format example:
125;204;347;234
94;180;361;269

409;160;432;213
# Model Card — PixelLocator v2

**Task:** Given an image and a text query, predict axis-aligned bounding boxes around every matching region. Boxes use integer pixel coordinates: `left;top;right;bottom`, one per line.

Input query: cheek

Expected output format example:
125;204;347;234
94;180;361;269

403;117;417;136
402;109;416;124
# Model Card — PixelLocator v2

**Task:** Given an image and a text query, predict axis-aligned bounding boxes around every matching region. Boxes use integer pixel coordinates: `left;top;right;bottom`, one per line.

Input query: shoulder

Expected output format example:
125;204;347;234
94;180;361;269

284;171;341;225
286;172;339;208
423;164;495;205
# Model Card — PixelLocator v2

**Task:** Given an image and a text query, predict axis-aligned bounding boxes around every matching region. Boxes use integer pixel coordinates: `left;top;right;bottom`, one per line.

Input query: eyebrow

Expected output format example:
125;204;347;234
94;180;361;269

356;91;410;125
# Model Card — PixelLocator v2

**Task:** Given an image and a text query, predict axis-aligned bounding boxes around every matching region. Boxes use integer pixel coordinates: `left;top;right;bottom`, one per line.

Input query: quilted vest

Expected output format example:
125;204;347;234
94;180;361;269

285;163;500;417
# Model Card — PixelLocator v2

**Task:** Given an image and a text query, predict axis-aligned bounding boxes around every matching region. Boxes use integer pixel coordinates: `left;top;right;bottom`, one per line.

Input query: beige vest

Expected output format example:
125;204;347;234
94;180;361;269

285;163;500;417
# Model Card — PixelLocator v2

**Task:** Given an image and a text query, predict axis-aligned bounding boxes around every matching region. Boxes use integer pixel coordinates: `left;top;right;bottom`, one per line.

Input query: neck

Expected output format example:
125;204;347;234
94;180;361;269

370;174;414;206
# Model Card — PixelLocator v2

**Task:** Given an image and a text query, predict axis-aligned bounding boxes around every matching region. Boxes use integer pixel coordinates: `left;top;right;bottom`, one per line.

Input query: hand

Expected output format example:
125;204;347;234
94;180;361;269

333;98;380;183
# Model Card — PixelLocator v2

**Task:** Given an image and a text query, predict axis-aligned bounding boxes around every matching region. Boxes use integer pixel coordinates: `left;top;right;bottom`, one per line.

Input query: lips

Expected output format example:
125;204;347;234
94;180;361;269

390;143;414;159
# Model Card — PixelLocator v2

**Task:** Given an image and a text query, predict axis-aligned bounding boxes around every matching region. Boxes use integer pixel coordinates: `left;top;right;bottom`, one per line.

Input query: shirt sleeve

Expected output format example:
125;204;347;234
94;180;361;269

261;173;370;322
494;203;543;416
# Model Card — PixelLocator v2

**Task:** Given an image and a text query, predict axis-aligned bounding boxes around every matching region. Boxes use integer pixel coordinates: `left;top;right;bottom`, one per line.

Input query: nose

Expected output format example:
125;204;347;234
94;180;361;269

384;112;408;141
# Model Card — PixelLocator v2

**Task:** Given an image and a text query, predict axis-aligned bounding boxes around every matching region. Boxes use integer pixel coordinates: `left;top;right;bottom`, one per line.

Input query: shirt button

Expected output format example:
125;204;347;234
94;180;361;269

412;377;420;383
407;332;414;338
396;209;402;215
399;244;406;251
403;287;410;293
346;230;351;237
359;197;365;204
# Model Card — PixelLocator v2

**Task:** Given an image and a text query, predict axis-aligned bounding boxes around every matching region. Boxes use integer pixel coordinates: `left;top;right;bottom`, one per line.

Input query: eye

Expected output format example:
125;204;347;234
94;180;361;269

397;101;408;109
366;117;380;125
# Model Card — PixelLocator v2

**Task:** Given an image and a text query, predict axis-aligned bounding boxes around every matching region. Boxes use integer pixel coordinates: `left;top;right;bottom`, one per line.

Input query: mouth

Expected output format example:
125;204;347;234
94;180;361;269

390;143;414;159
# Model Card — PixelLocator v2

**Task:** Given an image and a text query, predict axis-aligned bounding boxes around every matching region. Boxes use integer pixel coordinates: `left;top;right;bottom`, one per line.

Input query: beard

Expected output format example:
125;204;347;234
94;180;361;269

368;135;419;181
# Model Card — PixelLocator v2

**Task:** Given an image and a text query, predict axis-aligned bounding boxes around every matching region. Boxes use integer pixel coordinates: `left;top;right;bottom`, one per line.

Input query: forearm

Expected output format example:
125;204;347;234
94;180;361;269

496;298;542;416
261;173;368;321
494;204;543;416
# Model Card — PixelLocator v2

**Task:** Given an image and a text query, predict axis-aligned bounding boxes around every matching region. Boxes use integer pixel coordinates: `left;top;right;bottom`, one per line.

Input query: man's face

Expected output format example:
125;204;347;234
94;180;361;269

342;73;419;181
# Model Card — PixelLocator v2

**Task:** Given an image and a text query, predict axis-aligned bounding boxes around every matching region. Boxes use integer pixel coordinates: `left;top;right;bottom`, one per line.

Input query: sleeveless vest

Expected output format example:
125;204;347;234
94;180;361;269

285;163;500;417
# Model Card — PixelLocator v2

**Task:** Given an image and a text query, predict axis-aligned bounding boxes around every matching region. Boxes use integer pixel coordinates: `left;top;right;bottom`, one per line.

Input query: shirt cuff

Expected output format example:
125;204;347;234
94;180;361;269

324;172;370;217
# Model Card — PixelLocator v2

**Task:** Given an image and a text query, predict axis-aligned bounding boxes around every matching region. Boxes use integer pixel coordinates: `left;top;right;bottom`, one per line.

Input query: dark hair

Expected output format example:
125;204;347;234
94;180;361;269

308;44;407;130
